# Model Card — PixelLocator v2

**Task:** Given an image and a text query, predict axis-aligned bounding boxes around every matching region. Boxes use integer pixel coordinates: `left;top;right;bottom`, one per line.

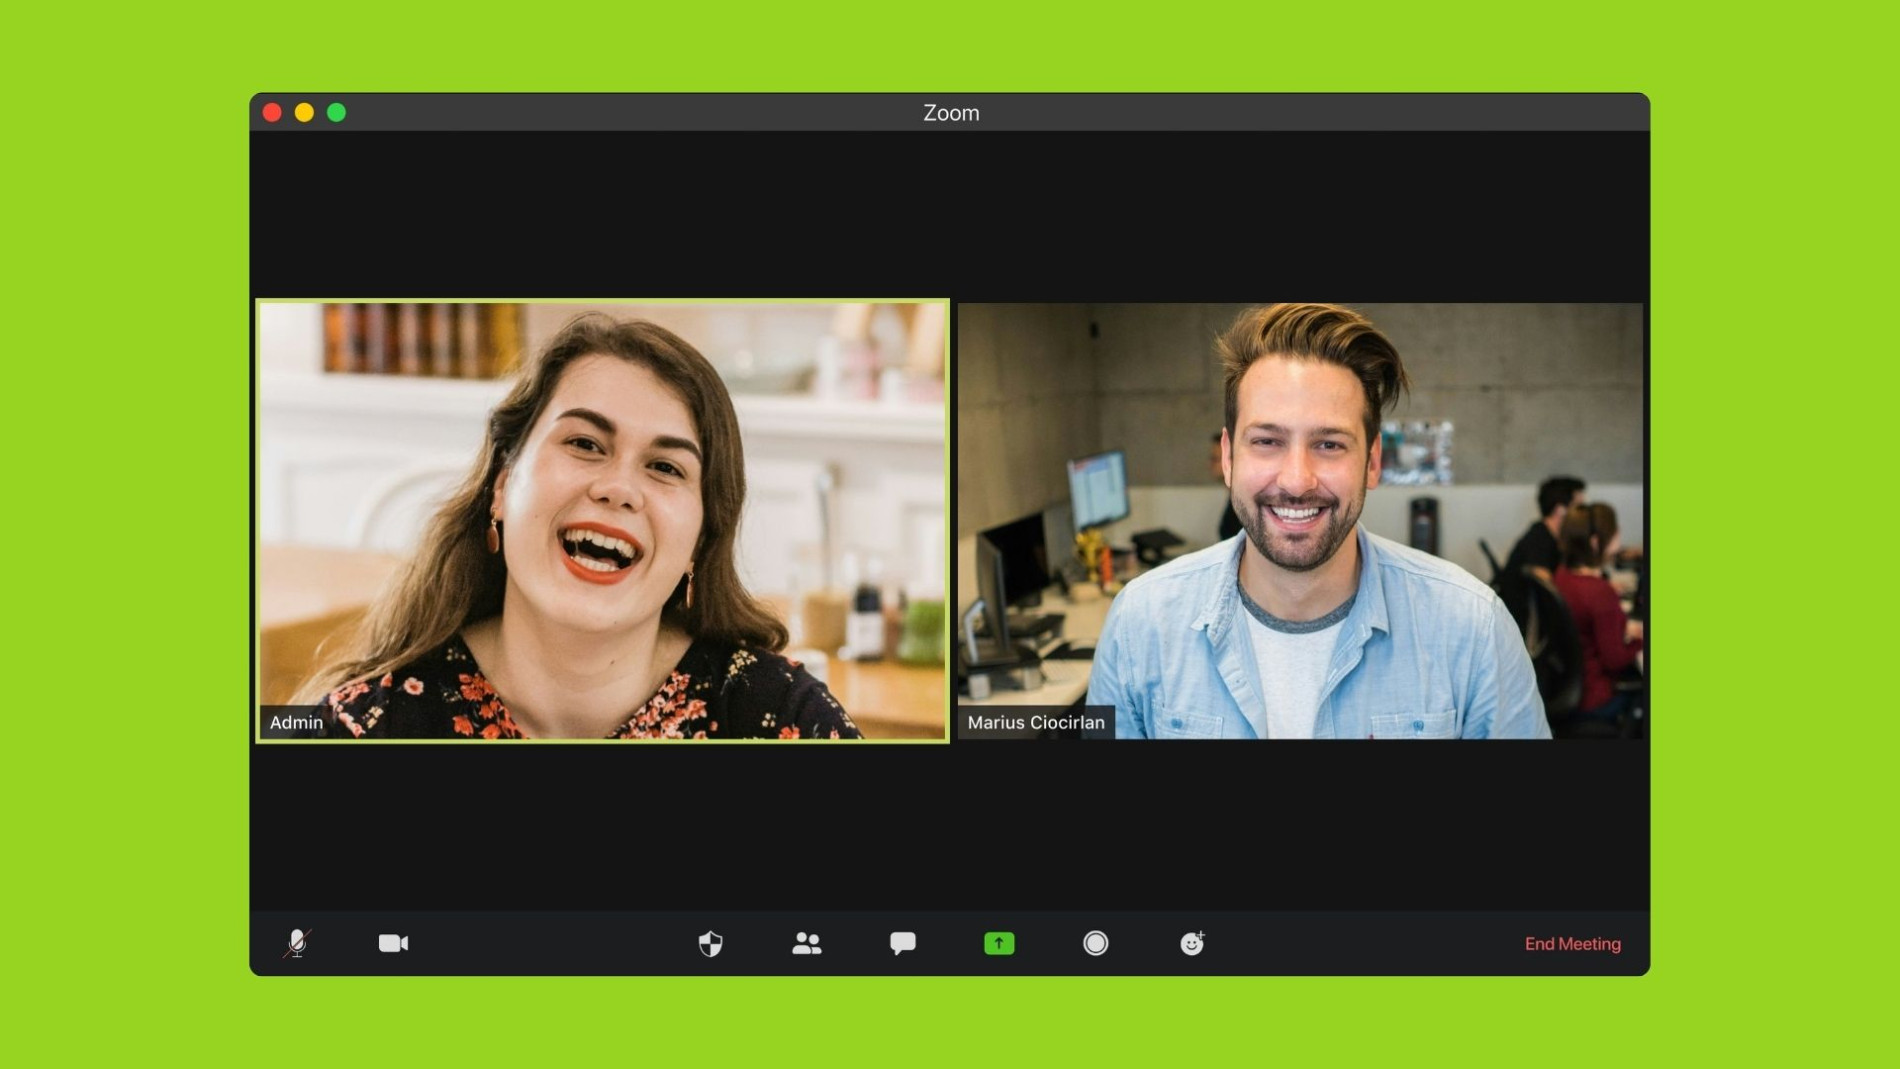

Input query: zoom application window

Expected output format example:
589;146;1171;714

251;94;1648;975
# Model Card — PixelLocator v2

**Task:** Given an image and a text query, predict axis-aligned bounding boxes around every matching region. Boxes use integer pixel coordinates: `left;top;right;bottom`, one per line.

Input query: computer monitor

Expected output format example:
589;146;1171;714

1067;449;1129;530
968;533;1013;660
1042;500;1077;582
979;513;1050;609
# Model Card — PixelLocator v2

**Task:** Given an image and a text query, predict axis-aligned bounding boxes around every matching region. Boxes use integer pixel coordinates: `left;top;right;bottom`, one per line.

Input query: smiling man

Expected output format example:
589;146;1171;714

1090;303;1548;739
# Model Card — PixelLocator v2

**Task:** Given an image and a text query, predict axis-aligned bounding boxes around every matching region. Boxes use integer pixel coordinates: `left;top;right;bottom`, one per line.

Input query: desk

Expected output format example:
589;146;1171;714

959;588;1115;708
827;661;947;739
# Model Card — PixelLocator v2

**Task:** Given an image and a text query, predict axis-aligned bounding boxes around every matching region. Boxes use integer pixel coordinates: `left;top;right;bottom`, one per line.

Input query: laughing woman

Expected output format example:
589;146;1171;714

298;315;860;740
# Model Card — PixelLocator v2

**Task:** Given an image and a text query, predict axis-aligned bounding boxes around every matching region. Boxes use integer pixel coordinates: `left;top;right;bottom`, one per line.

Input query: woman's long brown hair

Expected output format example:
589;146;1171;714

294;314;787;702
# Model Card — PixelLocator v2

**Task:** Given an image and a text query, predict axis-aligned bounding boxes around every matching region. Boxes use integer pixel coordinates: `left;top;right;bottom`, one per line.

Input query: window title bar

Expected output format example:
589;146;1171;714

248;93;1648;133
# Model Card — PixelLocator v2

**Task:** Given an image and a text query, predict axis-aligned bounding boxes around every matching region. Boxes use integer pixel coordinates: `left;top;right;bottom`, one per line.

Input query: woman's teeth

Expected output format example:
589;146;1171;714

560;528;637;569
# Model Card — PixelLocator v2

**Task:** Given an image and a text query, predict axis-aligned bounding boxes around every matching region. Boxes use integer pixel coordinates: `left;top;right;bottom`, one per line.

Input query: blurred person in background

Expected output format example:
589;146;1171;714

1553;502;1644;728
1505;475;1586;584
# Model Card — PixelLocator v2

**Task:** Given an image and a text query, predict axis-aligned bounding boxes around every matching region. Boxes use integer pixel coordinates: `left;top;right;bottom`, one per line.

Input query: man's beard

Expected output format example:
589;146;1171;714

1235;481;1366;573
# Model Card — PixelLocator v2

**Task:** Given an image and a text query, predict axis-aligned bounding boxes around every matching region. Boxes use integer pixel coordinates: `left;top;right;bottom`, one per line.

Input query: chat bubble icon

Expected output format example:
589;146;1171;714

890;931;917;955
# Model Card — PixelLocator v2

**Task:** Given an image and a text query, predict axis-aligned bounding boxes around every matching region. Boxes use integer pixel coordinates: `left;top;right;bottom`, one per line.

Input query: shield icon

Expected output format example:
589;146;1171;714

698;930;724;959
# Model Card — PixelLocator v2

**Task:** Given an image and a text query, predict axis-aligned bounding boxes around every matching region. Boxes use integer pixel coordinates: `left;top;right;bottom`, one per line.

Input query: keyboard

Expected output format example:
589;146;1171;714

1009;612;1065;636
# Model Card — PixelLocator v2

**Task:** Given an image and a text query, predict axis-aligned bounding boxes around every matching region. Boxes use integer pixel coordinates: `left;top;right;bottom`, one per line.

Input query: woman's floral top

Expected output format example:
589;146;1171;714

323;636;860;739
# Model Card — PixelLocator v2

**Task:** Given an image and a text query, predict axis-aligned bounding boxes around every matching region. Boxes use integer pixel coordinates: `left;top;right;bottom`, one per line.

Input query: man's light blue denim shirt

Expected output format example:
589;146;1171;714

1089;528;1549;739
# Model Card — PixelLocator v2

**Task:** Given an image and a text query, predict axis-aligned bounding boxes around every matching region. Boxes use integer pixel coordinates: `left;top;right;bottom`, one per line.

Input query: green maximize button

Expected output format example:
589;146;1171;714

984;931;1015;956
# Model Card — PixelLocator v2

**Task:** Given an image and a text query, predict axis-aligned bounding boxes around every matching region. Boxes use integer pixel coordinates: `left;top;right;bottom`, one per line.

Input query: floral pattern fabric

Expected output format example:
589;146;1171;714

324;635;860;740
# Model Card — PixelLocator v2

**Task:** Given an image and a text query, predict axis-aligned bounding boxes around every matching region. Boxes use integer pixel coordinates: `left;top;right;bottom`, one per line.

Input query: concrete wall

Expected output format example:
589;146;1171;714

956;303;1099;534
956;302;1644;538
1087;302;1644;487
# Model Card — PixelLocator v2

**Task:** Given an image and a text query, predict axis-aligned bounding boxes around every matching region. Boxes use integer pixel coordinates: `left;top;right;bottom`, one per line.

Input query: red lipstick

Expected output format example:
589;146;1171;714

556;521;645;586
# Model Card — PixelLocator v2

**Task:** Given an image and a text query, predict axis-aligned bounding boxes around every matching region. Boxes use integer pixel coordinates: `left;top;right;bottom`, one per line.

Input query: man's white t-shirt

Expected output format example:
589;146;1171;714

1236;584;1356;739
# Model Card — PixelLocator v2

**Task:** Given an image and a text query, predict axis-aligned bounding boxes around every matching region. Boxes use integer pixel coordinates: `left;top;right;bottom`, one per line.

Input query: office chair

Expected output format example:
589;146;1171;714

1479;538;1503;586
1491;554;1534;644
1520;571;1587;733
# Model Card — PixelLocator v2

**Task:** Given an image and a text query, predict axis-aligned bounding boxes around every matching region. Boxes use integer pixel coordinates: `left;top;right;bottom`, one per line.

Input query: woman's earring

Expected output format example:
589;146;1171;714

486;516;501;555
684;566;695;610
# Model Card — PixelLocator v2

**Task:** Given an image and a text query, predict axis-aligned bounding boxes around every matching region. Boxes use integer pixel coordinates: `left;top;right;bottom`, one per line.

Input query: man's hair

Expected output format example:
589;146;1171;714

1217;303;1410;448
1559;502;1619;570
1538;476;1587;518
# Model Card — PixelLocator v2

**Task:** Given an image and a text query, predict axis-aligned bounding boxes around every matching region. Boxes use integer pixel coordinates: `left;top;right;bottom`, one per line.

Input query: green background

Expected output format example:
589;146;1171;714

11;1;1885;1063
